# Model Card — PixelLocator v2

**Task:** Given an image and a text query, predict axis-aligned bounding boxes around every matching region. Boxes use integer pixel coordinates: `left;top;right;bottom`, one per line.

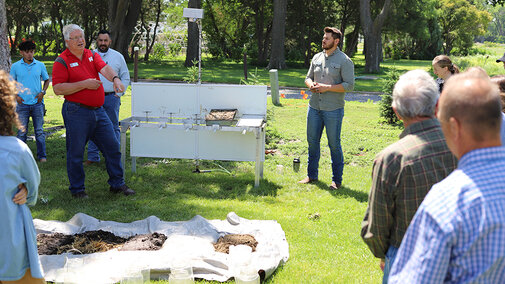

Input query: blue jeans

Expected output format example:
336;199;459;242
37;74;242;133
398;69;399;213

383;245;399;284
306;106;344;183
62;101;124;194
16;102;46;160
87;94;121;162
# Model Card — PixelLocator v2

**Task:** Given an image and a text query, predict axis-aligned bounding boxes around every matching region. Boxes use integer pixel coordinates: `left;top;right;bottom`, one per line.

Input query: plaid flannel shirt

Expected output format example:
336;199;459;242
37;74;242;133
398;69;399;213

361;118;457;259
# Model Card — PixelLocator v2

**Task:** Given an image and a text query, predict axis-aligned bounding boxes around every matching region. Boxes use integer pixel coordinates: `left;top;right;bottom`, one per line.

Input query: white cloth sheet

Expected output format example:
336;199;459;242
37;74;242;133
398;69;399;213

34;213;289;283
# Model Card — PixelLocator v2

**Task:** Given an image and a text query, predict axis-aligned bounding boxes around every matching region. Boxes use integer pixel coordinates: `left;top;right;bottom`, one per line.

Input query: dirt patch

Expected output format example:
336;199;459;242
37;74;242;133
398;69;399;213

213;234;258;254
37;230;166;255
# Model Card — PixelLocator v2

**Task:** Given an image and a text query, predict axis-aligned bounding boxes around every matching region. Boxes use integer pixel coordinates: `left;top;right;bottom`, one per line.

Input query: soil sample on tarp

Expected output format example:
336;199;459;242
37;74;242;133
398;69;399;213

213;234;258;254
37;232;75;255
37;230;167;255
120;232;167;251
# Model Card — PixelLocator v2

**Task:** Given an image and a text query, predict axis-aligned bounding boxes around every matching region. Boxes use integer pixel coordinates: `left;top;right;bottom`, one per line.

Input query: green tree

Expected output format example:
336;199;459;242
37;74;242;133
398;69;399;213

438;0;491;55
267;0;287;69
477;0;505;42
360;0;393;73
109;0;143;59
384;0;442;60
203;0;263;62
285;0;340;67
139;0;167;61
6;0;44;54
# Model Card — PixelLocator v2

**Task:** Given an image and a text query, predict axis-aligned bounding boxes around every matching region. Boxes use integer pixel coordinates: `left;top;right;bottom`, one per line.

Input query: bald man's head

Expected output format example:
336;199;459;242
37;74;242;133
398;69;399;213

439;74;502;142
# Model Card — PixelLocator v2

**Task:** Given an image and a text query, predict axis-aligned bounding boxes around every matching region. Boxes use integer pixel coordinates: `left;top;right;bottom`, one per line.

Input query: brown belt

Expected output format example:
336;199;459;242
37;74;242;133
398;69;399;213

65;100;100;110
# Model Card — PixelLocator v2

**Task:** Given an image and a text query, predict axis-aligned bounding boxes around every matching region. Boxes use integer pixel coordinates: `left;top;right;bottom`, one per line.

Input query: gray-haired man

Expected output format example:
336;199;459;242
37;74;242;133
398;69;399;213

361;70;457;283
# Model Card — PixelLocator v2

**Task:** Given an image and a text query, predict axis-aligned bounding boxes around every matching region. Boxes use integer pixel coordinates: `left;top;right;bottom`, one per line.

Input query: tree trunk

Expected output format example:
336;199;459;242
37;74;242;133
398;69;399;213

359;0;392;73
344;23;360;57
184;0;201;67
140;10;150;61
267;0;287;70
0;0;10;71
145;0;162;62
109;0;143;60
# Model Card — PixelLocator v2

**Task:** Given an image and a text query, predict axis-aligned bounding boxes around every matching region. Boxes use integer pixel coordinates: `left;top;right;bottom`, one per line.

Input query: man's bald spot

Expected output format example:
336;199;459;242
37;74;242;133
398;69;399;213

440;75;501;141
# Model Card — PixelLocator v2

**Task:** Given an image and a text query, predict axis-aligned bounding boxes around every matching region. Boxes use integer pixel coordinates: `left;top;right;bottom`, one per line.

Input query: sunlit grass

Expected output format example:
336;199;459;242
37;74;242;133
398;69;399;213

30;88;402;283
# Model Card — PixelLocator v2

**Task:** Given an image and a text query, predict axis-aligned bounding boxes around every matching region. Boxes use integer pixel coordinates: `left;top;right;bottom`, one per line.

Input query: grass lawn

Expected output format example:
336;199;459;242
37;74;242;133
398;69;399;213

20;42;503;282
26;85;402;283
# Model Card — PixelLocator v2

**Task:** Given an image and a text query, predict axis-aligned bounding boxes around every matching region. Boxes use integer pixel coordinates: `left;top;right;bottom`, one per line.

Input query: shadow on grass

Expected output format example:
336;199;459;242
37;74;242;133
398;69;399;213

311;181;368;203
125;158;281;199
32;134;283;222
328;186;369;203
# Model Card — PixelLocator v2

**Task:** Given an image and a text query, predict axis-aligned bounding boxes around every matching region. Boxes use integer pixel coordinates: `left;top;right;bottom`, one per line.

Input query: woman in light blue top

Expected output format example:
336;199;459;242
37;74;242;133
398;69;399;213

0;70;45;284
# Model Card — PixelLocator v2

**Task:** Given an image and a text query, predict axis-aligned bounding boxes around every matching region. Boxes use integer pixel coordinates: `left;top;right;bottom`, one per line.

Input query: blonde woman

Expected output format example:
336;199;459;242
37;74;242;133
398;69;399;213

432;55;460;92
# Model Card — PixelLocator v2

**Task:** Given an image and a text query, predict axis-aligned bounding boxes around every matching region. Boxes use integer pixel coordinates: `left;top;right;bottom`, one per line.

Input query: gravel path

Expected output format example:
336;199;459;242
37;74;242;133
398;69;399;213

274;87;382;103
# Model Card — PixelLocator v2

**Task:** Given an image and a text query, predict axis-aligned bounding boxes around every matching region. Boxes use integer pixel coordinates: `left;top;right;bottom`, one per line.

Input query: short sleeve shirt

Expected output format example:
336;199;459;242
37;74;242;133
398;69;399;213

52;49;107;107
9;59;49;105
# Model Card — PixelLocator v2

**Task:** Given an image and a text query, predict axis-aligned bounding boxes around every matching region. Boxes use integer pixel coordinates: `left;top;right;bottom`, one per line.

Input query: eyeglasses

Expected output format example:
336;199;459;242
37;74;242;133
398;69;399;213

68;36;84;41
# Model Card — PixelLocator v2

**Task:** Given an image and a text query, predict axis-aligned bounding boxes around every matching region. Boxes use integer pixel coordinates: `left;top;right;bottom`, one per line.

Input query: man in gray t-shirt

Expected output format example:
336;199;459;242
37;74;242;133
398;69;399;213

299;27;354;190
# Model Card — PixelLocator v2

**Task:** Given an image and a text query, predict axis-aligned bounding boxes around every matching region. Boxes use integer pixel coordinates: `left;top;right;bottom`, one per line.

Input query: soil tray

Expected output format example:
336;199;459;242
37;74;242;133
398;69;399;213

205;109;237;126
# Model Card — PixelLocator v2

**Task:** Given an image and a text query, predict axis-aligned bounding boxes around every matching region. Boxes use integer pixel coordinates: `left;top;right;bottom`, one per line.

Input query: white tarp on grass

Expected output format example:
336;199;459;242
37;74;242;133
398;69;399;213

34;213;289;283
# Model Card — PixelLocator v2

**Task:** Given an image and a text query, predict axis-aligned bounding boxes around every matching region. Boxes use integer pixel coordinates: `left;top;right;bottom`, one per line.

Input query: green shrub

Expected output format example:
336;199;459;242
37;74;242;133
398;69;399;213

151;43;166;62
379;67;401;125
167;42;182;58
183;59;199;83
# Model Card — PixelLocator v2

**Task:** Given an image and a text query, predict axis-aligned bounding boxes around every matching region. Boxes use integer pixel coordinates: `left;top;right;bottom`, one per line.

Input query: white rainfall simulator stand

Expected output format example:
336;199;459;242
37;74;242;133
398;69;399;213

119;82;267;186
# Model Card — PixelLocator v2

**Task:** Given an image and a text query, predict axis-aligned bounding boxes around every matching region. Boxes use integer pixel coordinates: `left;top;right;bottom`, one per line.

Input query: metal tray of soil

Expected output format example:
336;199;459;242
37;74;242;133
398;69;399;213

205;109;237;126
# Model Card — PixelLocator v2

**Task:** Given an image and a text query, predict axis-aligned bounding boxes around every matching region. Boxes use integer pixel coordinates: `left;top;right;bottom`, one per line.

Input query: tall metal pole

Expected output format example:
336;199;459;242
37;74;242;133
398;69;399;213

198;19;202;85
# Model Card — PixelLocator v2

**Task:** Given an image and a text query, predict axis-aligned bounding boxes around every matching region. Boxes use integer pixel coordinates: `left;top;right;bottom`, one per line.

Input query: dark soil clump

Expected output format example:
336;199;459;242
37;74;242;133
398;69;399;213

214;234;258;253
37;230;166;255
37;233;75;255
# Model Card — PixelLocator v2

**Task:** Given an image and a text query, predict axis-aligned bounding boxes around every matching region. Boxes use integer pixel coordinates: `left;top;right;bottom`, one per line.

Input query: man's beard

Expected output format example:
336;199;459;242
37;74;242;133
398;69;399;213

99;45;109;52
323;41;334;50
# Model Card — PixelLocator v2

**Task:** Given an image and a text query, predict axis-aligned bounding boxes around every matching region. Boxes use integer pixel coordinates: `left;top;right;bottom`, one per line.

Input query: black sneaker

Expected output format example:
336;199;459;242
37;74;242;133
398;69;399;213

110;184;136;196
72;191;89;199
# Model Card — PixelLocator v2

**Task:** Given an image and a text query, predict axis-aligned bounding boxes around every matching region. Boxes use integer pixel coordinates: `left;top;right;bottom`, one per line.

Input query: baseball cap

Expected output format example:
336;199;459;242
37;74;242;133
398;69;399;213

497;52;505;63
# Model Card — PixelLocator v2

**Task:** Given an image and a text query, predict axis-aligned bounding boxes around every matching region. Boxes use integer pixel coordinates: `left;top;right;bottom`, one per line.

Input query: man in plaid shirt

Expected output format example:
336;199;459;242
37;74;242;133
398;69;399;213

389;71;505;283
361;70;457;283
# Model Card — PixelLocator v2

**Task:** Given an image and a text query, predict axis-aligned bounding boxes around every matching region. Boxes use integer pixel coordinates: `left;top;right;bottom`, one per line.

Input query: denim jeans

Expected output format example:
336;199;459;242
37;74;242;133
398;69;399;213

62;101;124;194
306;106;344;183
87;94;121;162
383;245;399;284
16;102;46;160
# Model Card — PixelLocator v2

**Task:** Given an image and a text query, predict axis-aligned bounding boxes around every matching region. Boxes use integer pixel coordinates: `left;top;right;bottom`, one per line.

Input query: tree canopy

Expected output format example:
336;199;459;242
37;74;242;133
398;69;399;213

1;0;501;72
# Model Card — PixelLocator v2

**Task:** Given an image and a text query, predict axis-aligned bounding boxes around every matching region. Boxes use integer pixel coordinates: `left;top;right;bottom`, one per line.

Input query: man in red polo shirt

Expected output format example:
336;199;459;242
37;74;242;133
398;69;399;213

52;24;134;199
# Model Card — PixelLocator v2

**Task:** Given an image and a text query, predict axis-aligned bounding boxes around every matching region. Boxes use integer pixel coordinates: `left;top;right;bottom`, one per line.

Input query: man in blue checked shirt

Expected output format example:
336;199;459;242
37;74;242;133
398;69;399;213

389;72;505;283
